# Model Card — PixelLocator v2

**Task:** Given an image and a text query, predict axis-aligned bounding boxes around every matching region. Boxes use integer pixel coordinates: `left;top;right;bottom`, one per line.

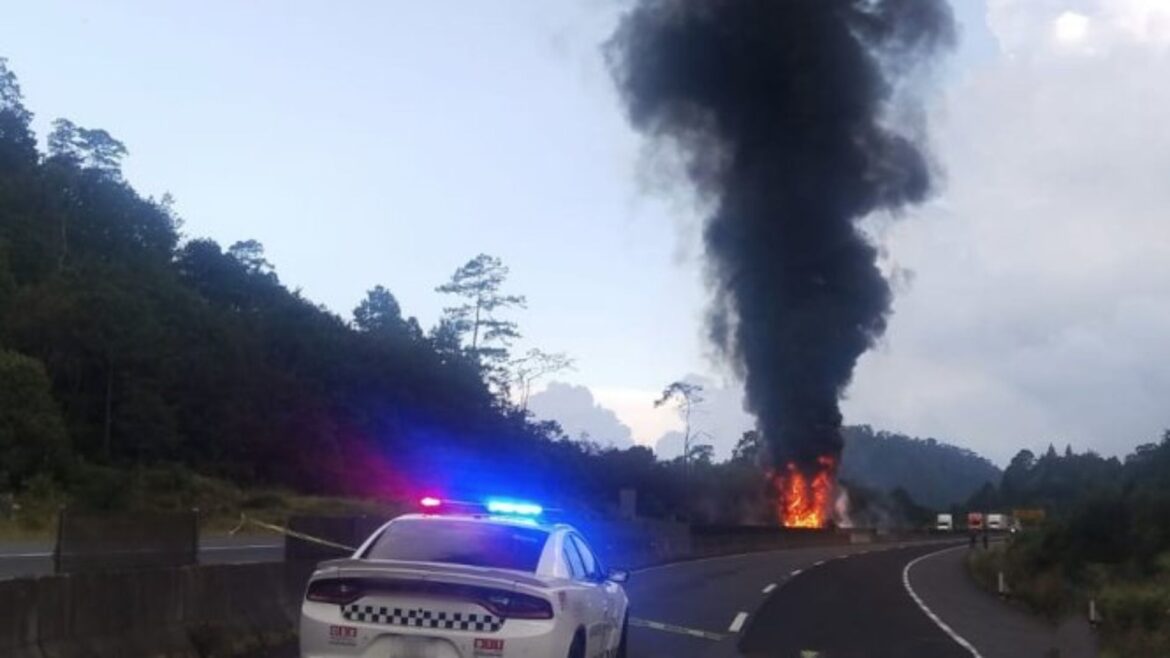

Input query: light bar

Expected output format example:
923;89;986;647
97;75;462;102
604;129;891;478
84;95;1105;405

485;499;543;517
420;496;442;509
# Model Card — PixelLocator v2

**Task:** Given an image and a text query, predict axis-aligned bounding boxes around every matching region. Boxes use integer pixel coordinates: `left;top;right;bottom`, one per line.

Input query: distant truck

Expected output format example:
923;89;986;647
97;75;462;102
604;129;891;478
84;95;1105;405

987;513;1008;531
967;512;984;530
936;513;953;532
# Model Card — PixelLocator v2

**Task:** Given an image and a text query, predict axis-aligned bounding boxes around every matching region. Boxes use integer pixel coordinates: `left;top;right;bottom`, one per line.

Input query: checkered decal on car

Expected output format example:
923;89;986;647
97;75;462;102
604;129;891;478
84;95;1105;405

341;604;504;632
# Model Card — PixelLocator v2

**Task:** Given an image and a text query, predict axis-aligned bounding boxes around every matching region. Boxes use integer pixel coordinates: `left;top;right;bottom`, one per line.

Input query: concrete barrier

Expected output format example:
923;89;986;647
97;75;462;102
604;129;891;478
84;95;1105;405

0;578;40;658
1;560;316;658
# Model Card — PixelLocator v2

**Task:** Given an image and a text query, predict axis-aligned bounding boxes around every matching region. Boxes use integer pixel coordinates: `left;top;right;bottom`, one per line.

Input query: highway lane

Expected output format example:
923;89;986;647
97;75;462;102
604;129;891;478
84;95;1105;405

0;534;284;580
737;543;972;658
625;539;961;658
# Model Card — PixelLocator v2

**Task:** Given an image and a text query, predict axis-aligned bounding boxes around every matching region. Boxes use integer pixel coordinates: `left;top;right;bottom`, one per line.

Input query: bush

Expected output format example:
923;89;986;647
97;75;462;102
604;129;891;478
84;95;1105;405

966;534;1074;620
68;462;135;510
0;349;71;489
241;491;288;510
1100;583;1170;632
1100;628;1170;658
966;546;1003;592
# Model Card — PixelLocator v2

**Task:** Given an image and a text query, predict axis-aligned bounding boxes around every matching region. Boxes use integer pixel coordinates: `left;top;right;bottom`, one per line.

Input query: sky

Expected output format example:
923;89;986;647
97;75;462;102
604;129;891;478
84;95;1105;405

3;1;1167;466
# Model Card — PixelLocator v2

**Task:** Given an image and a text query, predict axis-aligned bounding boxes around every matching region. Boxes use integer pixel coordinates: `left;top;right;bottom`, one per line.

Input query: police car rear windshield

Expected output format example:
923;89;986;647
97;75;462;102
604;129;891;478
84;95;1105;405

364;519;549;572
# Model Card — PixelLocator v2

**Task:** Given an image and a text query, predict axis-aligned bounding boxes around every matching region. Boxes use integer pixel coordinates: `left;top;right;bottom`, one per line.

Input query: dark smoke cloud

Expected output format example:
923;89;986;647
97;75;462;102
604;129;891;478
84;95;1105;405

607;0;953;472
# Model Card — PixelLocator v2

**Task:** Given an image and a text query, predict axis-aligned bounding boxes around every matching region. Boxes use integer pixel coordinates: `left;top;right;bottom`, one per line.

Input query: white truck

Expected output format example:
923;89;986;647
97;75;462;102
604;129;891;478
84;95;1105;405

936;513;953;532
987;513;1008;531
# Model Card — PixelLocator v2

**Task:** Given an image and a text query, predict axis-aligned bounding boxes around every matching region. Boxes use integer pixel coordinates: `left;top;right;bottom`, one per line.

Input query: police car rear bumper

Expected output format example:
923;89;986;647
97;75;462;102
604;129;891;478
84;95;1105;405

300;600;568;658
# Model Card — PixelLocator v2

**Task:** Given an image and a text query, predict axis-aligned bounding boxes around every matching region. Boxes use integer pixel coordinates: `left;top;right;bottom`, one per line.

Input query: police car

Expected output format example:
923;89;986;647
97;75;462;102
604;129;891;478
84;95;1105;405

300;497;630;658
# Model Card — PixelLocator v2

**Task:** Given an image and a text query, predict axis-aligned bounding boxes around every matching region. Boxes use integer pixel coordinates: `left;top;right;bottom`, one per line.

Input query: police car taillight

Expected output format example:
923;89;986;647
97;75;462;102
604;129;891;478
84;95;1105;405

479;592;554;620
306;578;364;605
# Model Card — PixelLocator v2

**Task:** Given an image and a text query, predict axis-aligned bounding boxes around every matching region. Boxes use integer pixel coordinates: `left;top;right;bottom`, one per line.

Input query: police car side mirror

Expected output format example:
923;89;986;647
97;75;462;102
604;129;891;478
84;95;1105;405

607;569;630;583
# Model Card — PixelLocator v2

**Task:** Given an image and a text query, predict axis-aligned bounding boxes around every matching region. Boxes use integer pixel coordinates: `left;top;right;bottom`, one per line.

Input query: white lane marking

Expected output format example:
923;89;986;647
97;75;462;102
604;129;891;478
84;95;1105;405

201;544;282;552
728;612;749;633
813;559;825;566
790;568;802;576
0;552;52;558
903;545;983;658
629;617;725;641
762;583;777;594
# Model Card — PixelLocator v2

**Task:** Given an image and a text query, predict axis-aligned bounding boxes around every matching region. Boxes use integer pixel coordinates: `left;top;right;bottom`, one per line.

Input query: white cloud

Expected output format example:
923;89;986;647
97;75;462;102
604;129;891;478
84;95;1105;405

844;0;1170;464
591;375;755;461
1054;11;1091;43
655;430;685;460
527;382;635;448
991;0;1170;54
590;386;681;447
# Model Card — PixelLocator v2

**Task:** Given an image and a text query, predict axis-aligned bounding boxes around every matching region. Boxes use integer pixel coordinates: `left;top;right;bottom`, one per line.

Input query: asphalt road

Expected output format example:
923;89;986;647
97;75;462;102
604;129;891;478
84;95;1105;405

0;534;284;580
626;539;1098;658
736;543;972;658
625;540;963;658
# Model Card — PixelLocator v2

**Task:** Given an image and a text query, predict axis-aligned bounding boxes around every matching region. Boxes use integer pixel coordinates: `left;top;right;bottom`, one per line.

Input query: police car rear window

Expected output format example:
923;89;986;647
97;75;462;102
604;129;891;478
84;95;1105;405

363;519;549;572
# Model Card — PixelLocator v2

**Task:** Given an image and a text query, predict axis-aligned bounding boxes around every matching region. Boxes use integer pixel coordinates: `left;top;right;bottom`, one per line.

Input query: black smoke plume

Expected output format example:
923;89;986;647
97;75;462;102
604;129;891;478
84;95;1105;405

607;0;953;474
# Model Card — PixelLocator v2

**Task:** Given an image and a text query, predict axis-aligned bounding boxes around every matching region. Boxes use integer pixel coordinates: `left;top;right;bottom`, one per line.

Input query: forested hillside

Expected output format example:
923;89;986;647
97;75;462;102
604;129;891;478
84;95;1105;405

840;425;1002;509
0;58;566;498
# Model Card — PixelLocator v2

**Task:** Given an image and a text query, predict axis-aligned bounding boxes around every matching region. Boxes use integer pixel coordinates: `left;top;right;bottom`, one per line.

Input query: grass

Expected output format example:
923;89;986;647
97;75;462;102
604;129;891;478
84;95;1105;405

965;540;1072;621
965;535;1170;656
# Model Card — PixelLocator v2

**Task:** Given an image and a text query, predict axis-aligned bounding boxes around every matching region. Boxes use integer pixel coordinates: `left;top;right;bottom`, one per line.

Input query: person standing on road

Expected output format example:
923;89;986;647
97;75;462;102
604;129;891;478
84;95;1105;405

982;528;989;549
969;530;977;549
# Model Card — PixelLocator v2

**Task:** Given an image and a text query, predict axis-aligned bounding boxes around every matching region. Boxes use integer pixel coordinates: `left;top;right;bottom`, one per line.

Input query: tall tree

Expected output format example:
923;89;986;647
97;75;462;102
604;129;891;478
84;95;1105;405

510;348;574;411
227;239;274;278
435;254;526;363
353;285;403;334
0;58;36;171
654;381;705;477
47;119;128;176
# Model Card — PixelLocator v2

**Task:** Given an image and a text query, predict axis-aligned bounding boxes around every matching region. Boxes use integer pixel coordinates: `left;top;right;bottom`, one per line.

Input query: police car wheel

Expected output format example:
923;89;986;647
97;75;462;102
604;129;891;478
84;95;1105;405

616;613;629;658
568;630;585;658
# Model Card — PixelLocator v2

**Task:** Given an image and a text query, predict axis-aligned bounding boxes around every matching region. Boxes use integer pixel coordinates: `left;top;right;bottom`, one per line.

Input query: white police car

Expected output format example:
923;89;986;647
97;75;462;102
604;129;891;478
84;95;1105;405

300;498;630;658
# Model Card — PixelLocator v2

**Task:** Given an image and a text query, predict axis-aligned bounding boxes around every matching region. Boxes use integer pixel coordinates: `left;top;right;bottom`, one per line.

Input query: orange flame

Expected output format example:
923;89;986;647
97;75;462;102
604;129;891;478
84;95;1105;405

774;455;836;528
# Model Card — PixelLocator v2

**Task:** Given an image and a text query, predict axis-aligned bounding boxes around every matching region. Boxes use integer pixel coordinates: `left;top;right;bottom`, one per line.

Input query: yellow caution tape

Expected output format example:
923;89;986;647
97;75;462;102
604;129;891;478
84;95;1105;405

229;514;358;553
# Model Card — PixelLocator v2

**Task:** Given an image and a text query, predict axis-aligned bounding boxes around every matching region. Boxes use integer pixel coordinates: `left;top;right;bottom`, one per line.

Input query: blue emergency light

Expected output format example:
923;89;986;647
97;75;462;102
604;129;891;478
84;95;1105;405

484;498;543;517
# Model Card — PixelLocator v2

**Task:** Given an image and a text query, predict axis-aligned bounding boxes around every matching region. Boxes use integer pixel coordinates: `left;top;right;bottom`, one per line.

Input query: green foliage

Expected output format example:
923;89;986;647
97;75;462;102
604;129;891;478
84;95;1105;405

353;285;403;334
0;60;515;494
1099;582;1170;633
840;425;1002;509
48;119;128;176
0;57;36;172
0;349;71;489
970;433;1170;656
995;444;1123;511
436;254;526;363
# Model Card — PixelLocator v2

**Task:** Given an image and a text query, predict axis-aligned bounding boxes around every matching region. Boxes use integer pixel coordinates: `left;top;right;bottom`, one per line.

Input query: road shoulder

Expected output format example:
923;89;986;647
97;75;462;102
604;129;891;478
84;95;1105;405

907;544;1099;658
